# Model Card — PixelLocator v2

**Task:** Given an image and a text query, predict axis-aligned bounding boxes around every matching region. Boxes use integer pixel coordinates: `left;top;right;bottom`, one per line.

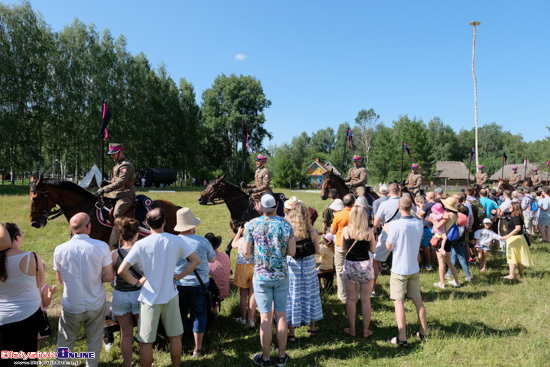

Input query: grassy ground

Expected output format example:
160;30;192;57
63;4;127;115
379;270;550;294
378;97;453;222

1;185;550;366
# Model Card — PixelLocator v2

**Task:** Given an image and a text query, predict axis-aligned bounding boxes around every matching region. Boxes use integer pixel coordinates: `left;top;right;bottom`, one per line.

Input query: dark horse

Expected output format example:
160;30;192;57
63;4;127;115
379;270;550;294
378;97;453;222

198;175;285;254
319;169;379;206
29;175;180;243
496;179;514;192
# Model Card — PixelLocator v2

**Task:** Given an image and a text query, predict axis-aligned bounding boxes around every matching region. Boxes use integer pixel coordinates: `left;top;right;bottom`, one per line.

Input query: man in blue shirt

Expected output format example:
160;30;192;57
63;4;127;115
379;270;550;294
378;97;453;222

479;189;498;220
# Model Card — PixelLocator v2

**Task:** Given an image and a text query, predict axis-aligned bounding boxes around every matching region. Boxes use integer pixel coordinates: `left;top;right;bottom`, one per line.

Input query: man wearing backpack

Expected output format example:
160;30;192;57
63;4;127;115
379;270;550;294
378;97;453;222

465;187;486;232
521;187;537;245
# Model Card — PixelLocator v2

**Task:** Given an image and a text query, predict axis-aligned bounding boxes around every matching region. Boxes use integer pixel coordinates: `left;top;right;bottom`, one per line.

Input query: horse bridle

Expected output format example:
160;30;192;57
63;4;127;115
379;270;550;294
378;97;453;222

204;180;247;205
30;187;64;222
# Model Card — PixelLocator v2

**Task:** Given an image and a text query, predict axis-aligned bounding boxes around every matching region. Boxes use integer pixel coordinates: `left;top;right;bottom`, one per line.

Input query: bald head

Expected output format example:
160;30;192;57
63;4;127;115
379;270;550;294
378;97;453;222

399;197;412;214
426;191;435;201
70;213;91;234
343;194;355;208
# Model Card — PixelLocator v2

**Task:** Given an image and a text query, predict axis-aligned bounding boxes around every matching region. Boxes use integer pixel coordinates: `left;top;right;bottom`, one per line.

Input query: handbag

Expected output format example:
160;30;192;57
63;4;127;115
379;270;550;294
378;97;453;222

33;252;52;337
294;235;316;259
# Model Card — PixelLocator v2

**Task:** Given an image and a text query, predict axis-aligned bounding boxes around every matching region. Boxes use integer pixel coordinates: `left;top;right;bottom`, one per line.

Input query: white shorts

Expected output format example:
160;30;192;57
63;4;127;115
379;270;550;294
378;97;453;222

112;289;140;316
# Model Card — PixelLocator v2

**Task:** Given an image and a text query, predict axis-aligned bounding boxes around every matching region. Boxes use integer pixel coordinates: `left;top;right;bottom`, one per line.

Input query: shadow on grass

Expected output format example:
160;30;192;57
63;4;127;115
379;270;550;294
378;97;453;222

422;289;491;302
0;184;29;195
429;319;526;338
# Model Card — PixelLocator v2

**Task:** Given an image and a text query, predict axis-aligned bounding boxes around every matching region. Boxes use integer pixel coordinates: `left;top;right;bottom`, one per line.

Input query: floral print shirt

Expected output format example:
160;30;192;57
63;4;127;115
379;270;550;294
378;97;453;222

244;215;294;282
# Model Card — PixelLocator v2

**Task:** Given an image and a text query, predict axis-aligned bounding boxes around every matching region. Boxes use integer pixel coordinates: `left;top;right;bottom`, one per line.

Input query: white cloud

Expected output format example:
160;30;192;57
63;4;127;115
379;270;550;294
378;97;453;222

234;53;246;61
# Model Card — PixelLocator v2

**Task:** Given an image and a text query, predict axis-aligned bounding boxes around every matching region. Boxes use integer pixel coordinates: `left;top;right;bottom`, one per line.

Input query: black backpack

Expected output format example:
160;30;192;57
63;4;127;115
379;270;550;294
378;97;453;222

468;198;486;231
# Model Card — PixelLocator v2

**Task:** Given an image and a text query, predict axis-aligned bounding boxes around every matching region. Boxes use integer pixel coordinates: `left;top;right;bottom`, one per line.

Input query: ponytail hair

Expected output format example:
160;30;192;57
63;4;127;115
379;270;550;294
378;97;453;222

114;217;140;242
1;223;20;282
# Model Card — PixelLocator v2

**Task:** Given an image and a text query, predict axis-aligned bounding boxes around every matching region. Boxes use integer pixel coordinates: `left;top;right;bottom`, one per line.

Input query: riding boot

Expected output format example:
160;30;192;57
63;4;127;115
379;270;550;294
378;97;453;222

109;227;120;248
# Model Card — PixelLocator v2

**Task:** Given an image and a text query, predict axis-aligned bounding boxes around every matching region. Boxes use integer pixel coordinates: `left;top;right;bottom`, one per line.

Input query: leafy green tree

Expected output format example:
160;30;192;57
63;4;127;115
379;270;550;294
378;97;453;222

392;115;434;180
310;127;335;154
272;147;307;189
201;74;272;182
369;124;399;182
427;117;460;161
354;108;379;166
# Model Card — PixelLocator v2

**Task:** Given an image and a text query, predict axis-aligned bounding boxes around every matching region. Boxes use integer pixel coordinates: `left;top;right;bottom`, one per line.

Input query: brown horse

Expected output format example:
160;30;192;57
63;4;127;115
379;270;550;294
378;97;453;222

496;179;514;192
319;169;379;206
29;175;180;243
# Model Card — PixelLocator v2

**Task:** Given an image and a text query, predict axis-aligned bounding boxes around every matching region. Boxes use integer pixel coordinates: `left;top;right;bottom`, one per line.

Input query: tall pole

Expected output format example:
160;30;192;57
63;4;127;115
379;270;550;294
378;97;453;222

341;125;348;175
241;109;246;183
470;21;481;170
401;141;404;182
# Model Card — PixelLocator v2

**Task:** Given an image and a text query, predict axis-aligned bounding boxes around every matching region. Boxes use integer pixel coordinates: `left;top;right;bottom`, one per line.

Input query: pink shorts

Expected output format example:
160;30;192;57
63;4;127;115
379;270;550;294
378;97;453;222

342;259;374;284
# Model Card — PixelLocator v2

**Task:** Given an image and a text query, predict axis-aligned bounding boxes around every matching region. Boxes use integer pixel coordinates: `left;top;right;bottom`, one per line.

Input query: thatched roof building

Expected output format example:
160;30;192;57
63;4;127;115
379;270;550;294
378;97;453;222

434;161;470;180
489;161;539;181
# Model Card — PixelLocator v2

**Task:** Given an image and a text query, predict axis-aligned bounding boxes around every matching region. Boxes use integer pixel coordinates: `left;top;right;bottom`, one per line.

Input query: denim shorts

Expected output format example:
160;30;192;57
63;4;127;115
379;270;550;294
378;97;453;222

112;289;140;316
177;284;208;334
253;278;289;313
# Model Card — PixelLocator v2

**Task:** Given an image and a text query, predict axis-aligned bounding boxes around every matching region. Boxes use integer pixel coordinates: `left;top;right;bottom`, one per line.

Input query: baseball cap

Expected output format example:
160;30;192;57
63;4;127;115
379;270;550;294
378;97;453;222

434;188;443;194
379;184;388;193
260;194;277;213
483;218;492;224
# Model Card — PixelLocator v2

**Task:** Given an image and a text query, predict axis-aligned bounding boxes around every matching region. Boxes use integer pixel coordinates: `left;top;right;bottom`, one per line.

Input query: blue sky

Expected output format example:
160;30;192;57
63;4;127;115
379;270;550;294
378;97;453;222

8;0;549;147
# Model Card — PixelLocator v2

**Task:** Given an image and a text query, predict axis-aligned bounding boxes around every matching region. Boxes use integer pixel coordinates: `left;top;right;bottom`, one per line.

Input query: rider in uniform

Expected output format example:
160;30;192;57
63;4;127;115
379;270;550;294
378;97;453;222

475;165;488;187
508;166;522;189
343;155;367;197
407;164;422;197
241;154;271;200
531;168;543;188
95;143;136;244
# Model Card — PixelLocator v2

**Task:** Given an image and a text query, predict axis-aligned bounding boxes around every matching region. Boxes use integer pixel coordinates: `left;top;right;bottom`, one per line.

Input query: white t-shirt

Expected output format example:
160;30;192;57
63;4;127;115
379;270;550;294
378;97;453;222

499;198;512;214
125;232;194;306
53;234;112;313
474;229;501;247
386;216;423;276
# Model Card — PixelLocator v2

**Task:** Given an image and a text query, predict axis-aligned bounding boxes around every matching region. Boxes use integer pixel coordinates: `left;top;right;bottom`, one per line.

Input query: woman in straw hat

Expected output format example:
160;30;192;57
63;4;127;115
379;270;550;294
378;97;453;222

430;197;462;289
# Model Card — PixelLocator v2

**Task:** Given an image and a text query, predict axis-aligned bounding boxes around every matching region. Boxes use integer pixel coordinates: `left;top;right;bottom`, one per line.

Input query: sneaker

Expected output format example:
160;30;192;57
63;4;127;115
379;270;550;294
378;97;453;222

425;265;433;271
104;343;113;352
434;282;445;289
246;320;256;329
276;353;290;367
444;273;451;279
447;280;461;287
253;354;272;366
465;276;472;282
371;291;376;297
236;317;247;325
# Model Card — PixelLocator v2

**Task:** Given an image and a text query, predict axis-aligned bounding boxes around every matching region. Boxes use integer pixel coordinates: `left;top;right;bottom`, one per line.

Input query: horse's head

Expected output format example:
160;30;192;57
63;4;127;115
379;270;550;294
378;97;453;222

198;174;232;205
29;175;56;228
320;171;331;200
320;169;347;200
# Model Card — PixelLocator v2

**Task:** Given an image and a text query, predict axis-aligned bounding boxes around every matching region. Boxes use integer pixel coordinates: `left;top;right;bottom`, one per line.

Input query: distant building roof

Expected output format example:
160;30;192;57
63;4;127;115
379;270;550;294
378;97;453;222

434;161;470;180
489;161;539;180
306;158;329;176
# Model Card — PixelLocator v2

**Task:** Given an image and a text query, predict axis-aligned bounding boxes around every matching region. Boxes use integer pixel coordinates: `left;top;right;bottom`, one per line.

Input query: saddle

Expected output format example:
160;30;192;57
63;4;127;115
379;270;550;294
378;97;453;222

96;195;153;236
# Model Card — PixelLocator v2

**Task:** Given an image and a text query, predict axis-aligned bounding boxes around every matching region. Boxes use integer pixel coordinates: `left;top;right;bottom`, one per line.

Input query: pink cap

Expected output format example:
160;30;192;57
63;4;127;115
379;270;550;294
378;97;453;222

478;165;484;169
322;233;334;243
512;166;517;170
256;154;267;162
352;155;361;161
411;164;419;168
432;203;444;215
533;168;538;171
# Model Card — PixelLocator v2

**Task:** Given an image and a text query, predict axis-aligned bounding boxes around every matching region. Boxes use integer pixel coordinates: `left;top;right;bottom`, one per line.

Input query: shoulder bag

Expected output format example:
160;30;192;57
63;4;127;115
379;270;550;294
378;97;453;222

33;252;51;337
294;232;316;259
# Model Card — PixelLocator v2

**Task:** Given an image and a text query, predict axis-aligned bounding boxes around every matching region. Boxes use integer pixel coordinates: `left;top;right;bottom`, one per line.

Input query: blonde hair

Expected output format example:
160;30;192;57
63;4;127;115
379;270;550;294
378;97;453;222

288;201;312;239
348;206;370;241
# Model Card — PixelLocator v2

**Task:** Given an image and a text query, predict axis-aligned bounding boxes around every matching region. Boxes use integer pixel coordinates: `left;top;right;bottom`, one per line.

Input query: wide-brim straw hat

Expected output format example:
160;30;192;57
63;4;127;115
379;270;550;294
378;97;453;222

174;207;201;232
284;196;299;210
442;197;458;212
0;224;11;251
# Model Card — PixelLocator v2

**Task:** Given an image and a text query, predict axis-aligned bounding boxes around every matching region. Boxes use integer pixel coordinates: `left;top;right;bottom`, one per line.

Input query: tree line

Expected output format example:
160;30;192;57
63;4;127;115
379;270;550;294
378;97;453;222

0;2;270;184
267;112;550;187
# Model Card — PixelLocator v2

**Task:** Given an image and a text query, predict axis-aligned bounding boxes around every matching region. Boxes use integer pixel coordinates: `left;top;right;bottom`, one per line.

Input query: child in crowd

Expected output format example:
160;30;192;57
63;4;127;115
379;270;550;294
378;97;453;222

429;203;448;255
232;226;256;329
37;263;57;349
318;233;335;271
474;218;501;272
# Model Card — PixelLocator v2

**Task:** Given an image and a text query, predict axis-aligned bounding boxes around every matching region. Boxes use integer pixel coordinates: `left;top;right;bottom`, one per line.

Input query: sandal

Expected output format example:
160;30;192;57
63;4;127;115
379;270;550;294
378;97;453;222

344;328;356;337
308;329;317;337
414;331;428;342
385;336;409;348
287;334;297;343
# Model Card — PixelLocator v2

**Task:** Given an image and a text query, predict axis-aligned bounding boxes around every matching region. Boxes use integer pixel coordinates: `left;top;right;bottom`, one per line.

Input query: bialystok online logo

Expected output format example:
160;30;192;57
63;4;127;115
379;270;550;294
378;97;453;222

1;348;95;361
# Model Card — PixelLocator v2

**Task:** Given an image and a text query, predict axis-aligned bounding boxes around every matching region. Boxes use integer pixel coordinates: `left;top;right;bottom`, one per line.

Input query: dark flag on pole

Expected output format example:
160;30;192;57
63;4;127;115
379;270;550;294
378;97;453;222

242;121;250;152
503;152;508;163
347;128;355;150
96;101;111;140
470;147;475;163
403;141;413;159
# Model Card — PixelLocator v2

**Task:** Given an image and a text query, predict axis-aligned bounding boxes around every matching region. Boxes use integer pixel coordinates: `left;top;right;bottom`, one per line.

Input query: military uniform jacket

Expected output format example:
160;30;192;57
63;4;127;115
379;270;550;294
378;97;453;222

103;157;136;200
248;167;271;194
508;173;521;185
531;174;542;186
344;166;367;188
407;172;422;190
475;172;488;185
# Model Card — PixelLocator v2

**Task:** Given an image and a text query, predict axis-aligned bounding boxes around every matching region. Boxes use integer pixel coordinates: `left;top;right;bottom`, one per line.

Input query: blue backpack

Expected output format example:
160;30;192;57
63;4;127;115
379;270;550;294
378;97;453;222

529;196;539;213
447;223;460;242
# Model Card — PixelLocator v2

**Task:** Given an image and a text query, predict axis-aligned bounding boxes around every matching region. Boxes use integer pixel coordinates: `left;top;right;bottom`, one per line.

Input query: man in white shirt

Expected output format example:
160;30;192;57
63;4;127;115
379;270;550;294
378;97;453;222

118;208;200;367
385;197;427;347
54;212;114;367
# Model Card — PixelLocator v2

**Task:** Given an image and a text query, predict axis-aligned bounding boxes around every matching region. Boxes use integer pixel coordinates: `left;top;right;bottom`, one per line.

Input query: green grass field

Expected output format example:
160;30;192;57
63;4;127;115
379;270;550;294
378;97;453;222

1;185;550;366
